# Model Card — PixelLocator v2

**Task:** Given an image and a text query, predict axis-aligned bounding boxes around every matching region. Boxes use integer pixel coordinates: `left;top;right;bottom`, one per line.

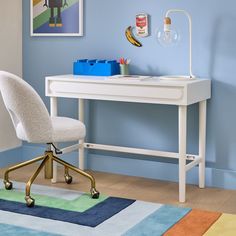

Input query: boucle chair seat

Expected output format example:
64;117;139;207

16;116;86;143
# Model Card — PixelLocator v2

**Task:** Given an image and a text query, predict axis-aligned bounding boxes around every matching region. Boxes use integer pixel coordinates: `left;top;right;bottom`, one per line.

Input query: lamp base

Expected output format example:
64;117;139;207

158;75;196;81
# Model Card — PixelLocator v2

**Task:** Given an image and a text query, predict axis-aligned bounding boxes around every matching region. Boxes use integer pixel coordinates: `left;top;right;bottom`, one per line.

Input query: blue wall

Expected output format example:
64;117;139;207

19;0;236;189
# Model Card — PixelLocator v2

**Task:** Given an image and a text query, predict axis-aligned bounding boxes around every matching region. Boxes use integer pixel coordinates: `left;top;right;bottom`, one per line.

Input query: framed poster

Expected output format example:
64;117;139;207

31;0;83;36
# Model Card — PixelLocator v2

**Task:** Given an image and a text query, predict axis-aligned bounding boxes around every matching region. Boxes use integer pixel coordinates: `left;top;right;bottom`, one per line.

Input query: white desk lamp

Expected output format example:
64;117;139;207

157;9;196;80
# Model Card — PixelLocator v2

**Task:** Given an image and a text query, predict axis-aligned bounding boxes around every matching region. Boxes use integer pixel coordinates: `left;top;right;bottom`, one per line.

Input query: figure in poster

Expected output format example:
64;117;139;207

43;0;68;27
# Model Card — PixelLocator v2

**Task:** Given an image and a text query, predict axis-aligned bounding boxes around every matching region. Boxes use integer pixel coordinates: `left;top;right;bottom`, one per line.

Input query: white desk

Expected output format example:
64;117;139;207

45;75;211;202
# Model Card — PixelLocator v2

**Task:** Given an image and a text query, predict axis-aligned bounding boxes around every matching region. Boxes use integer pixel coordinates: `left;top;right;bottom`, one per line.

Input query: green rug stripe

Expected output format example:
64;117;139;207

33;0;79;31
0;189;107;212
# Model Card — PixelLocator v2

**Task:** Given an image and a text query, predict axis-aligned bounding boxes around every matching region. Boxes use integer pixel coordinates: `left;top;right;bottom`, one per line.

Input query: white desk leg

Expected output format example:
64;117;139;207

50;97;58;183
199;100;207;188
178;105;187;203
79;99;85;170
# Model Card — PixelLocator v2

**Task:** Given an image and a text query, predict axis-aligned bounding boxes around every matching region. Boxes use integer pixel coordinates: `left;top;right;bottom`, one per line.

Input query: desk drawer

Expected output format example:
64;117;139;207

47;80;185;105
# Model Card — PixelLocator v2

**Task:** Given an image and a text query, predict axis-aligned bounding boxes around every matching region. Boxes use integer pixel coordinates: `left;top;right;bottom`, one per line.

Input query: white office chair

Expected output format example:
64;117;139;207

0;71;99;207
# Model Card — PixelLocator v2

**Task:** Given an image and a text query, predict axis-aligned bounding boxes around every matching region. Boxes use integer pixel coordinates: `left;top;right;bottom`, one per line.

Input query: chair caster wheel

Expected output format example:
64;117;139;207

25;196;35;207
4;181;13;190
91;188;100;199
65;175;73;184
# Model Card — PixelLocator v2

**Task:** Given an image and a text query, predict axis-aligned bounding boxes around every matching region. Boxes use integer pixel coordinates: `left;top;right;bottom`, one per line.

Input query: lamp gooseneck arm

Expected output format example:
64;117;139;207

165;9;195;78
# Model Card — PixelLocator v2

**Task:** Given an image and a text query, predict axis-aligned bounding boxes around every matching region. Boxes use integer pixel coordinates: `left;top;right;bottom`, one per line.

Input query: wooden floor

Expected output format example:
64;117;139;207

1;164;236;214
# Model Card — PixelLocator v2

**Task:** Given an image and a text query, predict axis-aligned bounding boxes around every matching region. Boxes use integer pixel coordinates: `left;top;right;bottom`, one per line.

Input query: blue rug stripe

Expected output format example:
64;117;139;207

123;205;191;236
0;197;135;227
0;223;59;236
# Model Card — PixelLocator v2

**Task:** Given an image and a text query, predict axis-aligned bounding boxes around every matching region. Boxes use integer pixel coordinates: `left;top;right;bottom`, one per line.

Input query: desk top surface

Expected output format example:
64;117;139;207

46;75;211;105
46;74;210;87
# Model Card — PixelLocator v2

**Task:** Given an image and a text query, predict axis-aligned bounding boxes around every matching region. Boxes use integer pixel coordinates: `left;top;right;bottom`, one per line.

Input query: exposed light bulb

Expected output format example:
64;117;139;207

156;17;180;46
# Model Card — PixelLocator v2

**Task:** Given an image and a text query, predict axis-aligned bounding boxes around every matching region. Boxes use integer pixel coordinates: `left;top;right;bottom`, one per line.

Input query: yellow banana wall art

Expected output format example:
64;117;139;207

125;26;142;47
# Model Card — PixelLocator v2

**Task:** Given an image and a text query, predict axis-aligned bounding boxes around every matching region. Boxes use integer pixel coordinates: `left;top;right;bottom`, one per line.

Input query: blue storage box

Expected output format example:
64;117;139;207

73;59;120;76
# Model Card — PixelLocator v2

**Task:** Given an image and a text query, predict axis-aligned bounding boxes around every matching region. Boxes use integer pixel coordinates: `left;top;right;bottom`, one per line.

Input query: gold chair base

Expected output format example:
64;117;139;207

3;151;99;207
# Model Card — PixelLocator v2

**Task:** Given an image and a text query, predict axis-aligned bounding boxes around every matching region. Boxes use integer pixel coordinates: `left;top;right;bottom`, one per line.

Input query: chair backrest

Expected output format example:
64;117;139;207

0;71;53;143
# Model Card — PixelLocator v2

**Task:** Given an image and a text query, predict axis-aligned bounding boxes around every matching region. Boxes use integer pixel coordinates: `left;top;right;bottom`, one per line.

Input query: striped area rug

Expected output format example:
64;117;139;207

0;181;235;236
